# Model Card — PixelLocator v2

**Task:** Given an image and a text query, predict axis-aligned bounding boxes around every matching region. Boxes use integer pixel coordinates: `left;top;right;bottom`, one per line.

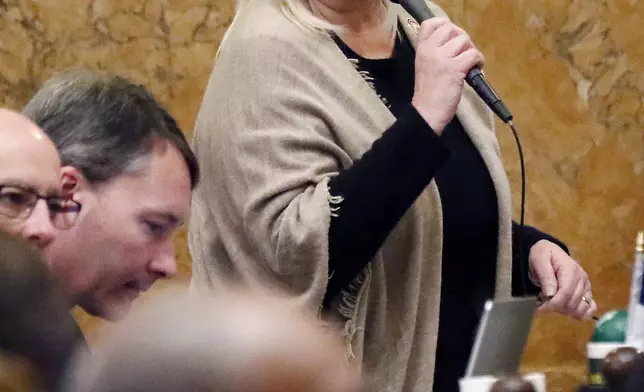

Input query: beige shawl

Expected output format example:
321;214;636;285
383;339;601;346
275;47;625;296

189;2;514;391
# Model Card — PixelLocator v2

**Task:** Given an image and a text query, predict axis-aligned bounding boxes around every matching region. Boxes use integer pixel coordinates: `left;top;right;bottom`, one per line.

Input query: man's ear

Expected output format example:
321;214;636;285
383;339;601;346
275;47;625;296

61;166;87;199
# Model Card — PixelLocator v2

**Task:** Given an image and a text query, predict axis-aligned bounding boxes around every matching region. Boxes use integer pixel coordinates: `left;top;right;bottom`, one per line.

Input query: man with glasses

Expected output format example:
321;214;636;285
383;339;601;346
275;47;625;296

0;109;83;391
0;109;79;248
23;69;200;321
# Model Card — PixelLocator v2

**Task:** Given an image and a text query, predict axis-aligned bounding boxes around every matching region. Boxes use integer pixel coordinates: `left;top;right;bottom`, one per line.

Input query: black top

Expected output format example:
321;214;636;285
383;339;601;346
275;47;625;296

325;25;567;392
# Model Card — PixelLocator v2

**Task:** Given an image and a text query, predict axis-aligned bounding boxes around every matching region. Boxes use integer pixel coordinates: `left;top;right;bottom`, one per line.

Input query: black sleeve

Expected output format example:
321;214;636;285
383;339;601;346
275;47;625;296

511;222;570;296
324;105;452;304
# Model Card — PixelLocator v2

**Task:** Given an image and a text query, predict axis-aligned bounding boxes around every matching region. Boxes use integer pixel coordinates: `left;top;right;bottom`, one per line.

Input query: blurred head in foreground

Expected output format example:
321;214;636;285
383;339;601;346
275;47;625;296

64;286;360;392
619;357;644;392
0;230;81;391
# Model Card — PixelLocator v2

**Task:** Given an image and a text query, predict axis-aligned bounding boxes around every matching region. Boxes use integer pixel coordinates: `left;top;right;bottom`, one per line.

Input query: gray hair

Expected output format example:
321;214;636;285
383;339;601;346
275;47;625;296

23;69;199;188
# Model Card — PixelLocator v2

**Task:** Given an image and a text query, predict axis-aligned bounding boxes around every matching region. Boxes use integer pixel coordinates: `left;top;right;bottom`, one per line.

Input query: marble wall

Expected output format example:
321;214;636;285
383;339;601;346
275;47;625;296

436;1;644;389
1;0;642;391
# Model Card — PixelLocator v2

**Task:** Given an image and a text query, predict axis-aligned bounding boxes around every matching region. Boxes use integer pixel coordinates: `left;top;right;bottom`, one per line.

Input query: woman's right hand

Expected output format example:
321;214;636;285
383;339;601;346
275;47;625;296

411;18;485;135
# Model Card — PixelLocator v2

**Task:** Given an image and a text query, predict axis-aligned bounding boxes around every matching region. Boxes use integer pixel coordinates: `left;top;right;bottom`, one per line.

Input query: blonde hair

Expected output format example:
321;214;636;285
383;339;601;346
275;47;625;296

235;0;341;34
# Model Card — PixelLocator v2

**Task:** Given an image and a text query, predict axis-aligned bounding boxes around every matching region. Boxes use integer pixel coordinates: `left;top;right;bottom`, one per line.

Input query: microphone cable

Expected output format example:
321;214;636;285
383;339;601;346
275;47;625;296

389;0;531;294
507;120;529;296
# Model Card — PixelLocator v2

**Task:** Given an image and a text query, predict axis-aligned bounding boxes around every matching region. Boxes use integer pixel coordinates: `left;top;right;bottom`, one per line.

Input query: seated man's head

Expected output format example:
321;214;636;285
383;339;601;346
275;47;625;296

0;109;70;249
23;69;200;320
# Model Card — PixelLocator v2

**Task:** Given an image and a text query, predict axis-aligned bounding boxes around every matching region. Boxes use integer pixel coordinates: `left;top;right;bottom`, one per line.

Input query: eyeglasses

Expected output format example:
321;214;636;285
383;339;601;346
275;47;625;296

0;185;82;230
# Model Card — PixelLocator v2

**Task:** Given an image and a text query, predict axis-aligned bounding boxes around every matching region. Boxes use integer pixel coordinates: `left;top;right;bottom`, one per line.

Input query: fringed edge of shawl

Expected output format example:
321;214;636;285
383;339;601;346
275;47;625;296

324;181;370;361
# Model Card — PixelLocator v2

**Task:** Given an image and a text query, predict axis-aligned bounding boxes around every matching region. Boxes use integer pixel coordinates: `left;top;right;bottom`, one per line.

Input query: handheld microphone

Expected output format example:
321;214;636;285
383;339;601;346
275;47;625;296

391;1;547;301
391;0;513;123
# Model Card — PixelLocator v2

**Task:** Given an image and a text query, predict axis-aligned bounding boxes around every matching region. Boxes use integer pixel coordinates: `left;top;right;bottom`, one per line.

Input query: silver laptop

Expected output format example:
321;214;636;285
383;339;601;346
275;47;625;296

464;296;539;377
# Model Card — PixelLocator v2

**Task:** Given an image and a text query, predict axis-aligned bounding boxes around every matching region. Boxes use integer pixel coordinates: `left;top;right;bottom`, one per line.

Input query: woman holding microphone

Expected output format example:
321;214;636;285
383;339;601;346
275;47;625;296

189;1;596;391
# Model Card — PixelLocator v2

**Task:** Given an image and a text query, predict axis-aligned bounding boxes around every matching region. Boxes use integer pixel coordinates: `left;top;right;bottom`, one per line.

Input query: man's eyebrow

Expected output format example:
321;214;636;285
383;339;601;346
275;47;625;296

0;180;61;198
0;178;38;193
